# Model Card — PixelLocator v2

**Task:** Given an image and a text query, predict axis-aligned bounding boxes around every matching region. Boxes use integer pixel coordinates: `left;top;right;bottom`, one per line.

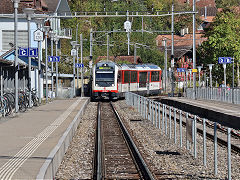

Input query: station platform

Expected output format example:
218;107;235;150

156;97;240;129
0;97;89;180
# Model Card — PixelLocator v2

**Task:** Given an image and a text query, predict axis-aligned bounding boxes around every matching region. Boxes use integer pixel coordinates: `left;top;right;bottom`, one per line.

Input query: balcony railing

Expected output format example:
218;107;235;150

56;28;72;39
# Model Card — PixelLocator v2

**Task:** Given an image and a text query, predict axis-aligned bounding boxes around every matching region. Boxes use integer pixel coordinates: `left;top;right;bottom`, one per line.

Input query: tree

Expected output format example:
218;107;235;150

197;9;240;86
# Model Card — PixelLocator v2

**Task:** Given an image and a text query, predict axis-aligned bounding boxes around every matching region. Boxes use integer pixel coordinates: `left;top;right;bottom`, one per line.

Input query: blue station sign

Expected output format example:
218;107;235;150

75;63;84;68
177;68;186;73
18;47;38;57
218;57;232;64
48;56;60;62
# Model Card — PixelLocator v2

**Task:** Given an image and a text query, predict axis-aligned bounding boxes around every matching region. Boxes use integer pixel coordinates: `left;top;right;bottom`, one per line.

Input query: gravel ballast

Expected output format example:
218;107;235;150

55;100;239;179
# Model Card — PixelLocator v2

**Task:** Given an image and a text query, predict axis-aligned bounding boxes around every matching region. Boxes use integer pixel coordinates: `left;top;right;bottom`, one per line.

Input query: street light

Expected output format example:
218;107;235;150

23;7;35;108
70;41;77;97
34;18;44;104
197;66;202;87
43;21;51;103
207;64;214;88
162;38;167;93
48;30;55;99
12;0;20;112
54;36;59;97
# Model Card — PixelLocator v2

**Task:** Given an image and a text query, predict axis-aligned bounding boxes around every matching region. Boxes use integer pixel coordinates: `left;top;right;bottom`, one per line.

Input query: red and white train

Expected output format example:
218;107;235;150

92;60;162;100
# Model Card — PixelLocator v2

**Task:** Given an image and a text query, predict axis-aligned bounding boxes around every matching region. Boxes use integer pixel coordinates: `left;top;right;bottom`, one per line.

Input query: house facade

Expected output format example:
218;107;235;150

0;0;72;99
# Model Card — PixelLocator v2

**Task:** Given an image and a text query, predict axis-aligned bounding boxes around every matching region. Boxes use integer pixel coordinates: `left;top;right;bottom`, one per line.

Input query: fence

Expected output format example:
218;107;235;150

185;87;240;104
125;92;233;179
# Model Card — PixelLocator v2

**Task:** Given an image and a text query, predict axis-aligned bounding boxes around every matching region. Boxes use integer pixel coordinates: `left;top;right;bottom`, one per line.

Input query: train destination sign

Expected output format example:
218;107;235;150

99;67;111;69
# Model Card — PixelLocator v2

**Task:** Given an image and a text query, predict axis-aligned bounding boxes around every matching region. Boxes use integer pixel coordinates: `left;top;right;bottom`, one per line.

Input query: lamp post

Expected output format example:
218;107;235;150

80;34;84;97
23;7;35;108
34;18;44;104
188;69;192;87
207;64;214;88
12;0;20;112
223;63;227;87
197;66;202;87
70;41;77;97
54;36;59;97
48;30;55;99
43;22;50;103
162;38;167;93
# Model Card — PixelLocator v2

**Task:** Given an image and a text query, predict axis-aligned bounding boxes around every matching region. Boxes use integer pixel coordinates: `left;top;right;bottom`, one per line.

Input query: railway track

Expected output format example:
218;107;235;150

150;98;240;154
93;101;155;179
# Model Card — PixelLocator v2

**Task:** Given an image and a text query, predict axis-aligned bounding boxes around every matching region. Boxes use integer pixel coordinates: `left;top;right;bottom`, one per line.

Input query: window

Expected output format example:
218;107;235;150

118;71;122;83
151;71;160;82
139;72;147;88
2;30;28;50
124;71;130;83
96;71;114;79
131;71;137;83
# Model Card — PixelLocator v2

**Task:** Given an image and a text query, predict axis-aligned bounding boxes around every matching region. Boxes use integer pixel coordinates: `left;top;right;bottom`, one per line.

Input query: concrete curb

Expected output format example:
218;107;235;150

36;97;90;180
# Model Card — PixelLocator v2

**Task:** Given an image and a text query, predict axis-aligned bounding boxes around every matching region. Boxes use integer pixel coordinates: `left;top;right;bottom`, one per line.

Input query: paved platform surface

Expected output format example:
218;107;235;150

0;97;89;179
157;97;240;129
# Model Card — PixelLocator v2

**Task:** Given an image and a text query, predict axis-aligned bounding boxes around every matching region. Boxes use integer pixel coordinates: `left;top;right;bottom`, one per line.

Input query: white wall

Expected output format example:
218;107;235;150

0;18;37;56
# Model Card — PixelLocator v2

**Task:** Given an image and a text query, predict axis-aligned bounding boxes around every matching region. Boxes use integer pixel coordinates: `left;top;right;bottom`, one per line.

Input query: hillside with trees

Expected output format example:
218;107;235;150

59;0;193;73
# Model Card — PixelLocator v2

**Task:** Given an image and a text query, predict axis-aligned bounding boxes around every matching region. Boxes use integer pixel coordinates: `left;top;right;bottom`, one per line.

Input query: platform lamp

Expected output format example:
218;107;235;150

34;18;45;104
162;38;167;93
70;41;77;97
48;30;55;99
54;35;59;97
197;66;203;87
207;64;214;88
23;7;35;108
12;0;20;113
43;20;51;103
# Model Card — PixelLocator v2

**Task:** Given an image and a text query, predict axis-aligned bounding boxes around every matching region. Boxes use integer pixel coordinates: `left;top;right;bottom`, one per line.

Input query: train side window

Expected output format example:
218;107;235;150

131;71;137;83
151;71;160;82
124;71;130;83
118;71;122;83
139;72;147;87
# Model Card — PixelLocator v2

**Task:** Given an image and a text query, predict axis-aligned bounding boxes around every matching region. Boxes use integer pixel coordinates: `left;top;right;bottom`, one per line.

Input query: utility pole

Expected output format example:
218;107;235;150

80;34;84;97
24;8;35;108
50;32;54;99
107;34;109;60
193;0;197;99
134;43;137;63
76;25;79;91
171;3;175;96
237;62;240;87
127;10;130;56
44;27;49;103
13;0;20;113
162;39;167;93
55;37;59;97
89;28;93;76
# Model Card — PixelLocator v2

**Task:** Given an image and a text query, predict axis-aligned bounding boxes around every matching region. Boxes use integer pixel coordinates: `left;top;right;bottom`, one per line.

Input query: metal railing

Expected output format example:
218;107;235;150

185;87;240;104
125;92;233;179
57;28;72;39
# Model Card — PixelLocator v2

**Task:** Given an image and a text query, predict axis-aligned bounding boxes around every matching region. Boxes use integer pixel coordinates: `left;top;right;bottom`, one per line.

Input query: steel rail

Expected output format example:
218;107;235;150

93;102;102;180
110;101;155;180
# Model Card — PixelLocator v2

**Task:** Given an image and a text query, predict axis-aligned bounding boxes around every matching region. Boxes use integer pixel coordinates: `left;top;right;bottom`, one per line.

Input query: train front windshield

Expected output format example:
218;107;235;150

95;70;115;87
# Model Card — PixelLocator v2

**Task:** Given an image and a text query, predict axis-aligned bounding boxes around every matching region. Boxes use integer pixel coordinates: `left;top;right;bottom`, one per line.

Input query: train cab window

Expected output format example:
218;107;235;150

131;71;137;83
124;71;130;83
151;71;160;82
118;71;122;83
